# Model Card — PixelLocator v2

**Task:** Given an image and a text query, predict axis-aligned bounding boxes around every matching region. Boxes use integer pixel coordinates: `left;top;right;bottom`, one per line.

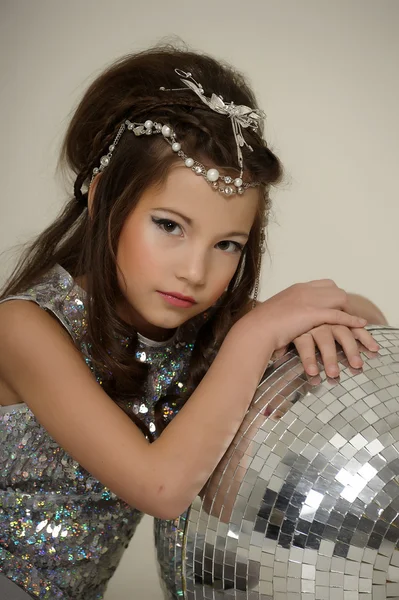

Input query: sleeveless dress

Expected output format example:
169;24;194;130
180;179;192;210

0;264;211;599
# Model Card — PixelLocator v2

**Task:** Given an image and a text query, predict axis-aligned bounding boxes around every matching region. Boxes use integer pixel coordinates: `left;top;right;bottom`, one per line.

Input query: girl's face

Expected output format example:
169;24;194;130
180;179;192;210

115;165;259;340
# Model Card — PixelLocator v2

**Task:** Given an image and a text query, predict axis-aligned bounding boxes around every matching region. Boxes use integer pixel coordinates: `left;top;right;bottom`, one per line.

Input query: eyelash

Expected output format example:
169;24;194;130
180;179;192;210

151;217;244;254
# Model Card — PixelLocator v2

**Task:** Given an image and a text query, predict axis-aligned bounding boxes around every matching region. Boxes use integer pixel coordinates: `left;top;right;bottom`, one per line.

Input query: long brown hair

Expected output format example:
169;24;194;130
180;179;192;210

1;43;283;437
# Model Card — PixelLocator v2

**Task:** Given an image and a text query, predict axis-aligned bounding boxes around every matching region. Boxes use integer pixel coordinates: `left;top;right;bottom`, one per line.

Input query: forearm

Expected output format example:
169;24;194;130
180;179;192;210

347;293;388;325
152;318;273;516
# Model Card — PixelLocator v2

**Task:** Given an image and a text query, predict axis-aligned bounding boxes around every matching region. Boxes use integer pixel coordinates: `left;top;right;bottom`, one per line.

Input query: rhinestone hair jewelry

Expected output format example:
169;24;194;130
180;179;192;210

160;69;266;182
91;119;259;196
90;68;266;195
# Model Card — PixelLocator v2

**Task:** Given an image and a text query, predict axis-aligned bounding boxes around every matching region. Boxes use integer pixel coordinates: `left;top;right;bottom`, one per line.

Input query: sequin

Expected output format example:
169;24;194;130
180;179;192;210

0;264;212;599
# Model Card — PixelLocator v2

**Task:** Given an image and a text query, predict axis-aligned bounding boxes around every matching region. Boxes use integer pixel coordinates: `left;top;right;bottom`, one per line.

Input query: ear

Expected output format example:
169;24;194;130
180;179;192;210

87;174;102;218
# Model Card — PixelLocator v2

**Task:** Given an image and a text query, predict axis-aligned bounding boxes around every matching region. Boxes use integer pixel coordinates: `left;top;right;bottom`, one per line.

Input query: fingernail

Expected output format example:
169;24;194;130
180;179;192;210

352;358;363;368
328;367;339;377
307;365;318;375
358;318;367;325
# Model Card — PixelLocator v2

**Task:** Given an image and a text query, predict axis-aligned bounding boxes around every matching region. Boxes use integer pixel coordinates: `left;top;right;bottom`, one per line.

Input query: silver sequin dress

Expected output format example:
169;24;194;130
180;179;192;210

0;264;210;599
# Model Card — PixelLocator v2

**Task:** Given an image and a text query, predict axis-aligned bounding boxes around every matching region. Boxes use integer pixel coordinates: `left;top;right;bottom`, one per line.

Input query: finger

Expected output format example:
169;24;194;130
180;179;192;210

322;310;367;329
332;326;363;370
294;334;319;376
351;327;380;352
347;364;364;376
271;346;289;361
312;327;340;378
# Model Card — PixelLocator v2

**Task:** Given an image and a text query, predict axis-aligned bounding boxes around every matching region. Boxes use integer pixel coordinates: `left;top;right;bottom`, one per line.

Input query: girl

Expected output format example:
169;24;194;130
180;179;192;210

0;44;385;599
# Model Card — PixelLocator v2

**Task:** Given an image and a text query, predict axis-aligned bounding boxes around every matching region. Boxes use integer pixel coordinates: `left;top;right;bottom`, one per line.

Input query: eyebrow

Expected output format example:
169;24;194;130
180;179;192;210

152;207;250;239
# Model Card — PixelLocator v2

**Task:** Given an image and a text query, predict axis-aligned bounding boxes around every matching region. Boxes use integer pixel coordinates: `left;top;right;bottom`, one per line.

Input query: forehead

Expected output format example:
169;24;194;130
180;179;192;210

137;165;260;230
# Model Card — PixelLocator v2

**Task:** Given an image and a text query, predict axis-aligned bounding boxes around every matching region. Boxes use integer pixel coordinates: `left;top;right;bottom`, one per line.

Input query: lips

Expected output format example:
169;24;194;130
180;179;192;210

159;291;196;304
157;291;196;309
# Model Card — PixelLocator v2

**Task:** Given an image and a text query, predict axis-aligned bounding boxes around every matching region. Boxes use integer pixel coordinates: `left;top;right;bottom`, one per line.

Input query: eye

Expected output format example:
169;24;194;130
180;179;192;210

217;240;244;254
151;217;183;236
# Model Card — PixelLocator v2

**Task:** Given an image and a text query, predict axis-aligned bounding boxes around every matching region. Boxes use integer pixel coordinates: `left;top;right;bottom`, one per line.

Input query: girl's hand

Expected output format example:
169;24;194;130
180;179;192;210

242;279;367;353
291;324;380;378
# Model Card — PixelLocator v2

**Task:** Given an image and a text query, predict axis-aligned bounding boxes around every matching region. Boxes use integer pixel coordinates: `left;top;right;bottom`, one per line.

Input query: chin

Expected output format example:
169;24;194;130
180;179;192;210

150;311;194;329
141;310;189;329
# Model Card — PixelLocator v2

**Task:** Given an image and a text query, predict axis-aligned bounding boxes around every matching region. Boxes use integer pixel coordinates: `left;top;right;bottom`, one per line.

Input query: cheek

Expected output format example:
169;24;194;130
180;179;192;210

117;221;161;277
207;258;241;302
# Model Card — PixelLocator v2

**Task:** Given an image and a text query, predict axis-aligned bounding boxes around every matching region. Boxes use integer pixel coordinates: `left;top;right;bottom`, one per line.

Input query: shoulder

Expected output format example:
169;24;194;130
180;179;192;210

0;300;77;381
0;297;46;331
0;299;72;340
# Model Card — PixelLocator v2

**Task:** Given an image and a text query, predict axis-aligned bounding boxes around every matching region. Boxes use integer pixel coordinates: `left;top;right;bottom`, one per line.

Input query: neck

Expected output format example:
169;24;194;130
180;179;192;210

115;295;177;342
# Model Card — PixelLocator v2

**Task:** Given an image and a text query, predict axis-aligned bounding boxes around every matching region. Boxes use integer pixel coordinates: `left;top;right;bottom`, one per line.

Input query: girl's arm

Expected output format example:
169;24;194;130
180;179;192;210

0;300;273;520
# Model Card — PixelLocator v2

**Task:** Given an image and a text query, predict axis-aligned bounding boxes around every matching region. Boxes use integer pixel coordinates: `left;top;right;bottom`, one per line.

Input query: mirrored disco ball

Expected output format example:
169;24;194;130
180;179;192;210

155;326;399;600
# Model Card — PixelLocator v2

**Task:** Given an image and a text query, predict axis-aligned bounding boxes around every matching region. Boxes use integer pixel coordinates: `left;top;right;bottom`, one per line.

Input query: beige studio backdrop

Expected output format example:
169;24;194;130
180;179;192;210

1;0;398;598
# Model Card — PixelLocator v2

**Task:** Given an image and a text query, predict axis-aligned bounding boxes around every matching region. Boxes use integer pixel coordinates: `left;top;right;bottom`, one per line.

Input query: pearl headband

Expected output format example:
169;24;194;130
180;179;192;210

90;69;265;196
92;119;260;196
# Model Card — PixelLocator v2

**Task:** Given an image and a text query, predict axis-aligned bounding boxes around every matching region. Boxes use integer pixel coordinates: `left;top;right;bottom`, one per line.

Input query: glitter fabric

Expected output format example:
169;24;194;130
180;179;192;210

155;327;399;600
0;264;209;599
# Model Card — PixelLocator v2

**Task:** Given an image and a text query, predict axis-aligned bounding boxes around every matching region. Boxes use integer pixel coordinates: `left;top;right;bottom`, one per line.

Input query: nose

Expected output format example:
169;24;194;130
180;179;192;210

176;245;208;288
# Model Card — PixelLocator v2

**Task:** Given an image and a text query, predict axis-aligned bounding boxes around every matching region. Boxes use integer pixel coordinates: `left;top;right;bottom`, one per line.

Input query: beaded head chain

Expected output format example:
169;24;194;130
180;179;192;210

90;69;266;197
